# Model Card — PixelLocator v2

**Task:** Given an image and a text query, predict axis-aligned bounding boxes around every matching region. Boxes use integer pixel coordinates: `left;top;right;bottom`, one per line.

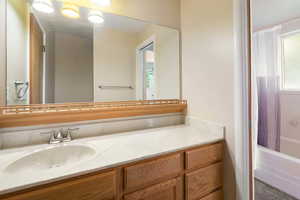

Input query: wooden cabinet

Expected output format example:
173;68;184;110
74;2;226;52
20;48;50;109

185;163;223;200
2;171;116;200
124;153;183;192
124;177;183;200
0;142;223;200
185;143;223;170
200;190;223;200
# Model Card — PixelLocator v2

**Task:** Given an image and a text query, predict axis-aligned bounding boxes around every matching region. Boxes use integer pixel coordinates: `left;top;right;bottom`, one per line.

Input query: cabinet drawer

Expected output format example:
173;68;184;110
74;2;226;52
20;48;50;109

124;154;183;192
124;177;183;200
185;143;223;170
200;190;223;200
186;163;222;200
2;171;116;200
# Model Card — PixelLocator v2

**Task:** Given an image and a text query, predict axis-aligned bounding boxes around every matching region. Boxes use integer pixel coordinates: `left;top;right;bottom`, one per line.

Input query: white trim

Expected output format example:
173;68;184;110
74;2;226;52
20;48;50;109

281;29;300;38
234;0;251;199
280;32;287;90
255;146;300;199
136;35;156;52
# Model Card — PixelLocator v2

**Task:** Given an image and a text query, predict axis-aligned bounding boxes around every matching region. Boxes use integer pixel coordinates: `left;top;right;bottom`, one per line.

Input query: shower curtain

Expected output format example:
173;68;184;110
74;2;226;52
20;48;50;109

252;26;281;152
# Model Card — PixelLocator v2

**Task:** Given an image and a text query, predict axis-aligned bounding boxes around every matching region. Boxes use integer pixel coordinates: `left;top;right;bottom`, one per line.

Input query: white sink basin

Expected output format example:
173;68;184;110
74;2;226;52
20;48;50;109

5;145;96;174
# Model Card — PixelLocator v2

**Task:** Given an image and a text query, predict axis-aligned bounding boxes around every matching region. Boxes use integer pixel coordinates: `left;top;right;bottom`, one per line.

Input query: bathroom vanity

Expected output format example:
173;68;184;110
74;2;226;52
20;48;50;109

0;125;224;200
0;0;226;199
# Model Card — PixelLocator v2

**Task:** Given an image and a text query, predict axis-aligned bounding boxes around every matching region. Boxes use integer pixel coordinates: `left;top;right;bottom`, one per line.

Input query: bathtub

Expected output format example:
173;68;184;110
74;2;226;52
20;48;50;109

255;146;300;199
280;136;300;159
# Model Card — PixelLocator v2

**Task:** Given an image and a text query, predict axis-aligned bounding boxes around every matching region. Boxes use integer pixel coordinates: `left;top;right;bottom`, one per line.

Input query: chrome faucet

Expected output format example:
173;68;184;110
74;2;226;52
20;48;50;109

41;128;79;144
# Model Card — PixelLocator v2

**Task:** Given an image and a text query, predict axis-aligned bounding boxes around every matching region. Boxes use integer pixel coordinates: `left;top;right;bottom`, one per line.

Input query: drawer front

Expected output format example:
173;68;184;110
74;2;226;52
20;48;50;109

185;143;223;170
200;190;223;200
124;177;183;200
124;154;183;192
2;171;116;200
186;163;222;200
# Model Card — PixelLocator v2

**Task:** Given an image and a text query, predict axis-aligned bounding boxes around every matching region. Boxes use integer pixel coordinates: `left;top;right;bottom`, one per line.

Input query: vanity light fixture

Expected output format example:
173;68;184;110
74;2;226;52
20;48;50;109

61;3;80;19
91;0;111;7
88;10;104;24
32;0;54;14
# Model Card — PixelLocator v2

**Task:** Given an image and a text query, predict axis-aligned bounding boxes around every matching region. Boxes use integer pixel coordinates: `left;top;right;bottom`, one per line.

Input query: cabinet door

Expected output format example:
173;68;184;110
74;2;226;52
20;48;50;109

185;143;223;170
186;163;222;200
124;177;183;200
200;190;223;200
124;154;183;192
2;171;116;200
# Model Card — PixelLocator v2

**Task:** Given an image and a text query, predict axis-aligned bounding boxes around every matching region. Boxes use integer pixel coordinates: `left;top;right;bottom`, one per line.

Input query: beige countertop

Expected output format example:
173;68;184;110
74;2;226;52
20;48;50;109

0;120;224;195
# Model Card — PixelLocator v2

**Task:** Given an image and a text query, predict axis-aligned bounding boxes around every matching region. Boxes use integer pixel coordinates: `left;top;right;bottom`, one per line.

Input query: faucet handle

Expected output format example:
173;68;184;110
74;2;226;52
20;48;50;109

62;128;79;142
40;128;79;144
40;130;62;144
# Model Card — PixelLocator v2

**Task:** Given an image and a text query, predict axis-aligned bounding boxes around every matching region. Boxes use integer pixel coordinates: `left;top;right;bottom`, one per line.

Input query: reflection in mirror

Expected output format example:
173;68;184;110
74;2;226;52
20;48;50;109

5;0;180;105
252;0;300;160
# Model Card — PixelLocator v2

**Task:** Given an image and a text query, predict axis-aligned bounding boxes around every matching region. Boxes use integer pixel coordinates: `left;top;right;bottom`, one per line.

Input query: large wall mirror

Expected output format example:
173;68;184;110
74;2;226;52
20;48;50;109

4;0;180;106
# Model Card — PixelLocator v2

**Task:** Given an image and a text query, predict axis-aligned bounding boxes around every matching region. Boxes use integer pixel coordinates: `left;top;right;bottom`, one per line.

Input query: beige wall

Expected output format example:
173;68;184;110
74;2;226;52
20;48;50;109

94;24;180;102
6;0;29;105
56;0;180;28
138;25;180;100
95;0;181;29
93;27;137;102
0;0;6;106
181;0;236;200
54;32;93;103
94;0;181;101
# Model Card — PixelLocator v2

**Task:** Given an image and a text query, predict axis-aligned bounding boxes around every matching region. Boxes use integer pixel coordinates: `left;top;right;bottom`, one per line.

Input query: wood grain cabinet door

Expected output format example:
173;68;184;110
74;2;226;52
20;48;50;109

124;154;183;192
185;143;223;170
29;14;43;104
185;163;223;200
2;171;116;200
124;177;183;200
200;190;223;200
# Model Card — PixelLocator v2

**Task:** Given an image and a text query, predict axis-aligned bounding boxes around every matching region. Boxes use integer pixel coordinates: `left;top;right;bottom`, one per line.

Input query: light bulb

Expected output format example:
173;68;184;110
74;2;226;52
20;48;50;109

88;10;104;24
61;3;80;19
32;0;54;14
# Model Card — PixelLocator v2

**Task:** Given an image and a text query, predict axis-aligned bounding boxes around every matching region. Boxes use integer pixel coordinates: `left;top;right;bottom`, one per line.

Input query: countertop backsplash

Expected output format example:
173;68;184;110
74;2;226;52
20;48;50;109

0;113;185;150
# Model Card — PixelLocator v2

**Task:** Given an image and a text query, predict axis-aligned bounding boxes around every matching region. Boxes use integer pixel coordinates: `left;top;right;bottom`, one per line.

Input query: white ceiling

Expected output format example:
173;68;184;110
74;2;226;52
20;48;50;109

31;0;148;38
252;0;300;31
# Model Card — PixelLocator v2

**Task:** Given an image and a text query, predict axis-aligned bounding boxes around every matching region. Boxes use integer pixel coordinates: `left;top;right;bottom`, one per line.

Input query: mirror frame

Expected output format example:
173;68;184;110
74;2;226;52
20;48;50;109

0;99;187;128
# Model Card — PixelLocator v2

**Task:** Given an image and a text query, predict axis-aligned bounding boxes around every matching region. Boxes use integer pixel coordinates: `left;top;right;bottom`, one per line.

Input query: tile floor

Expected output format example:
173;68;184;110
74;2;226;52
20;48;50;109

255;179;299;200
